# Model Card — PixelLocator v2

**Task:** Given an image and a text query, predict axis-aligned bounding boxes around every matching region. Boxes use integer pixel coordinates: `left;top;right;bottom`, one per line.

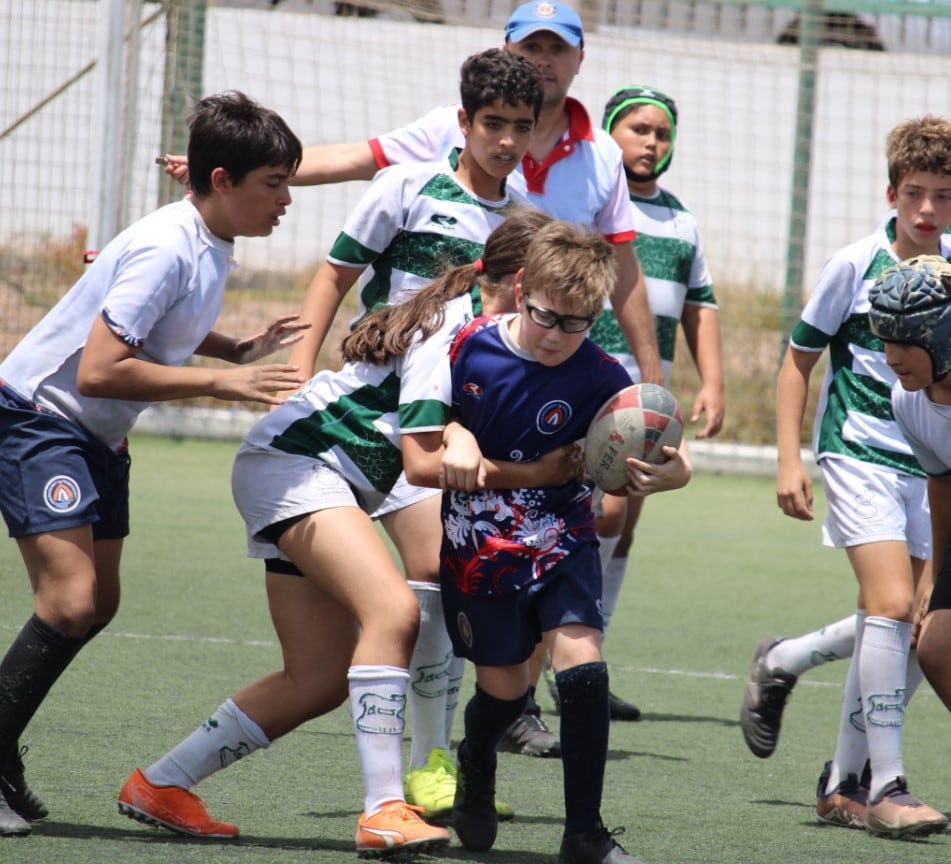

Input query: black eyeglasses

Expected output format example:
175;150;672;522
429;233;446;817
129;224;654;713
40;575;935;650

523;296;596;334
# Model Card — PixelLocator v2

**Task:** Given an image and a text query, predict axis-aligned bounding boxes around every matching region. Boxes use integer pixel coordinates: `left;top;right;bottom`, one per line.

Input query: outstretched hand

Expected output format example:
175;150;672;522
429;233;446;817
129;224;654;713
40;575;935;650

235;316;311;364
211;364;306;406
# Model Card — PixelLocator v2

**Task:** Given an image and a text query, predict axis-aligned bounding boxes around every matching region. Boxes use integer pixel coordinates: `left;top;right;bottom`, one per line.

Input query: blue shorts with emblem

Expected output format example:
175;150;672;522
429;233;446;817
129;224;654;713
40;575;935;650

0;383;130;539
440;541;603;667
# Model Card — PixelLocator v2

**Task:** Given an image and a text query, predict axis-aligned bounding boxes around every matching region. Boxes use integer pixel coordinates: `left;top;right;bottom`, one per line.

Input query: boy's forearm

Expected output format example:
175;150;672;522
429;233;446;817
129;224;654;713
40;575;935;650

194;330;239;363
775;348;813;464
78;354;220;402
292;141;378;186
611;243;662;384
289;262;363;377
682;305;724;392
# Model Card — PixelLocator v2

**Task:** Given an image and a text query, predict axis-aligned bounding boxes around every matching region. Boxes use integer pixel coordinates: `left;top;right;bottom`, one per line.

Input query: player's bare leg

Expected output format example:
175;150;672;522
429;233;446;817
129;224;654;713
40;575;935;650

382;496;516;821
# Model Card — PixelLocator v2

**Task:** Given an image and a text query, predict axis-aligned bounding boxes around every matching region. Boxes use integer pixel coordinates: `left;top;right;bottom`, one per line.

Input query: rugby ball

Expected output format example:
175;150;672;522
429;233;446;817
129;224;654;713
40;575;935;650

584;383;684;493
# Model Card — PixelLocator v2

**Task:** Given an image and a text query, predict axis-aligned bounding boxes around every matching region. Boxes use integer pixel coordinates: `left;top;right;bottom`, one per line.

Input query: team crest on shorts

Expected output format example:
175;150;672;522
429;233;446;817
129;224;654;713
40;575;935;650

43;475;81;513
457;611;473;648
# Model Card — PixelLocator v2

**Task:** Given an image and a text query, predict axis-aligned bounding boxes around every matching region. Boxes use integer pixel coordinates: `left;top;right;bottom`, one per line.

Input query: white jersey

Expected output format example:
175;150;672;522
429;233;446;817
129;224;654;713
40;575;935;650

369;99;635;243
892;384;951;477
329;153;522;323
0;199;234;450
236;294;471;515
791;218;951;474
590;186;716;384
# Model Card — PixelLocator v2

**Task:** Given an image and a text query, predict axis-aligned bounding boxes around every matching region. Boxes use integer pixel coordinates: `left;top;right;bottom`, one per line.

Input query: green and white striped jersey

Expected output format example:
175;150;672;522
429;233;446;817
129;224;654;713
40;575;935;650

792;218;950;475
589;187;716;384
328;151;522;325
240;294;473;514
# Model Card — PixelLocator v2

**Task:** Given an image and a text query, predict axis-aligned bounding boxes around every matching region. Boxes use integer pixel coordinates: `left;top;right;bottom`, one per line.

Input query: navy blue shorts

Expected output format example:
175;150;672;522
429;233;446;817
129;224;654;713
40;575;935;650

441;542;603;667
0;384;130;539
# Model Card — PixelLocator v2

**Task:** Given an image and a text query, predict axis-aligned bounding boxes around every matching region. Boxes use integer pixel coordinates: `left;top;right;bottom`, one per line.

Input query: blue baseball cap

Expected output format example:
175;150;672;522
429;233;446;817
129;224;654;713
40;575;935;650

505;2;584;47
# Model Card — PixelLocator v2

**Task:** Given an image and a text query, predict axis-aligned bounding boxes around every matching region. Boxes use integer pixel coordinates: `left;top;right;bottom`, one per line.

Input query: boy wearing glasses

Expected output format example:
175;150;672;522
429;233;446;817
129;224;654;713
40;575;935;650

403;221;691;864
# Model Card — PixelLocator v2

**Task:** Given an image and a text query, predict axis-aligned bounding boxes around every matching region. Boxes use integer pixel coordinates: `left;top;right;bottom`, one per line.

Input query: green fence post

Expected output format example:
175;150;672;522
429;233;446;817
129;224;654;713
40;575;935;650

780;0;822;361
158;0;207;207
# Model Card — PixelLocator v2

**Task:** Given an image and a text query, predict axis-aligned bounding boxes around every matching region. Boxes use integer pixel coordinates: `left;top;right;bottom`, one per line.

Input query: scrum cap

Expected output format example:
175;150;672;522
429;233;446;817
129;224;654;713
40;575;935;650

868;254;951;381
602;86;679;176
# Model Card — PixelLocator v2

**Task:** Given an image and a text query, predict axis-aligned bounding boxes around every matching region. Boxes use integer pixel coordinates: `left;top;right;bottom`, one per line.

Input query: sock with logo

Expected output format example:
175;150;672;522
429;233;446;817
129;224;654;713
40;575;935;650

349;665;410;816
145;698;270;789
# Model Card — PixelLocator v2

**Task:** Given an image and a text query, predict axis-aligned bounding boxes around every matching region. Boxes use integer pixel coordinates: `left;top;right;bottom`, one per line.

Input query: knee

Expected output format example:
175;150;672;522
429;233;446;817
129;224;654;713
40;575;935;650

39;598;97;639
389;589;421;649
93;598;120;630
871;601;914;622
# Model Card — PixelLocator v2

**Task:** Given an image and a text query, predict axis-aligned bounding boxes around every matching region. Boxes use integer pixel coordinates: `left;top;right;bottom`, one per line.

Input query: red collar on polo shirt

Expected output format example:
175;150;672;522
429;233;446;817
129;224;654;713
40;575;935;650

520;97;595;195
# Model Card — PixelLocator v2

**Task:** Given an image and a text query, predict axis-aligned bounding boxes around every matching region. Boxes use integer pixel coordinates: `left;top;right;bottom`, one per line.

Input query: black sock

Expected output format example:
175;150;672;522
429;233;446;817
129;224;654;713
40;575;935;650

461;684;528;771
557;661;609;835
0;615;85;752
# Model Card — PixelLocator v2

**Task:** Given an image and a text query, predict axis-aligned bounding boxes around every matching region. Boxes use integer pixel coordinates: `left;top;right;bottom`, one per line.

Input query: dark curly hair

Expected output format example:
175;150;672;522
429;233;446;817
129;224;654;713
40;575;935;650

459;49;544;124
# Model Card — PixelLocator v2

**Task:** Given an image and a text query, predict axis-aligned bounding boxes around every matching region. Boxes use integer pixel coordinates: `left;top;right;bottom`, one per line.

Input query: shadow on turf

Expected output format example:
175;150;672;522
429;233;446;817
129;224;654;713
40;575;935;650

32;819;357;852
636;711;739;727
33;819;564;860
749;802;950;845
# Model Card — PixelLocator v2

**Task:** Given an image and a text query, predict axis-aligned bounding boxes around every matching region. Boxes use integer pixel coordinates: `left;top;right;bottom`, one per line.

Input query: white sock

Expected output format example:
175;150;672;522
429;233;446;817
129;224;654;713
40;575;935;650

407;581;453;769
767;614;856;677
145;698;270;789
827;611;868;792
349;664;409;816
600;550;626;635
860;616;911;801
445;655;466;750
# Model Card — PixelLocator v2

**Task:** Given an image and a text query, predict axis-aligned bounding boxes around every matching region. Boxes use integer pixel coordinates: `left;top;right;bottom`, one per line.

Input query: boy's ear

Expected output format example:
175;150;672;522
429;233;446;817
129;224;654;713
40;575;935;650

885;183;897;207
210;166;233;194
513;270;526;305
457;106;471;138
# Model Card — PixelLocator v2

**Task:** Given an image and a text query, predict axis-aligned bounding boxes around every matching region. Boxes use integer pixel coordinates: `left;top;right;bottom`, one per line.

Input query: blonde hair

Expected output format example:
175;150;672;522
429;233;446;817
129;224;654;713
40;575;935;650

886;115;951;188
520;221;615;317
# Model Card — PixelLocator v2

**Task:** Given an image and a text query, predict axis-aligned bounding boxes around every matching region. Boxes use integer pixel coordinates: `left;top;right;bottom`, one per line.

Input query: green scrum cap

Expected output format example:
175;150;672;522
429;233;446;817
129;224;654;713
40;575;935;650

602;85;678;176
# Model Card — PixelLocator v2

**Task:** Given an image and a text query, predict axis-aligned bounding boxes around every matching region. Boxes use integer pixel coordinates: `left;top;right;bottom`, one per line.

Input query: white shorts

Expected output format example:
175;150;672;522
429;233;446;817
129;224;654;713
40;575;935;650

371;470;440;519
232;446;361;561
819;456;931;558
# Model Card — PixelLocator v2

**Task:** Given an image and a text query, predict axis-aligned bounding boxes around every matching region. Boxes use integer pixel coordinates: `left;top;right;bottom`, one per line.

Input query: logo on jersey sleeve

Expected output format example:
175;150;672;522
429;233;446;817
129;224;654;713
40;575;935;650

43;476;81;513
537;400;572;435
